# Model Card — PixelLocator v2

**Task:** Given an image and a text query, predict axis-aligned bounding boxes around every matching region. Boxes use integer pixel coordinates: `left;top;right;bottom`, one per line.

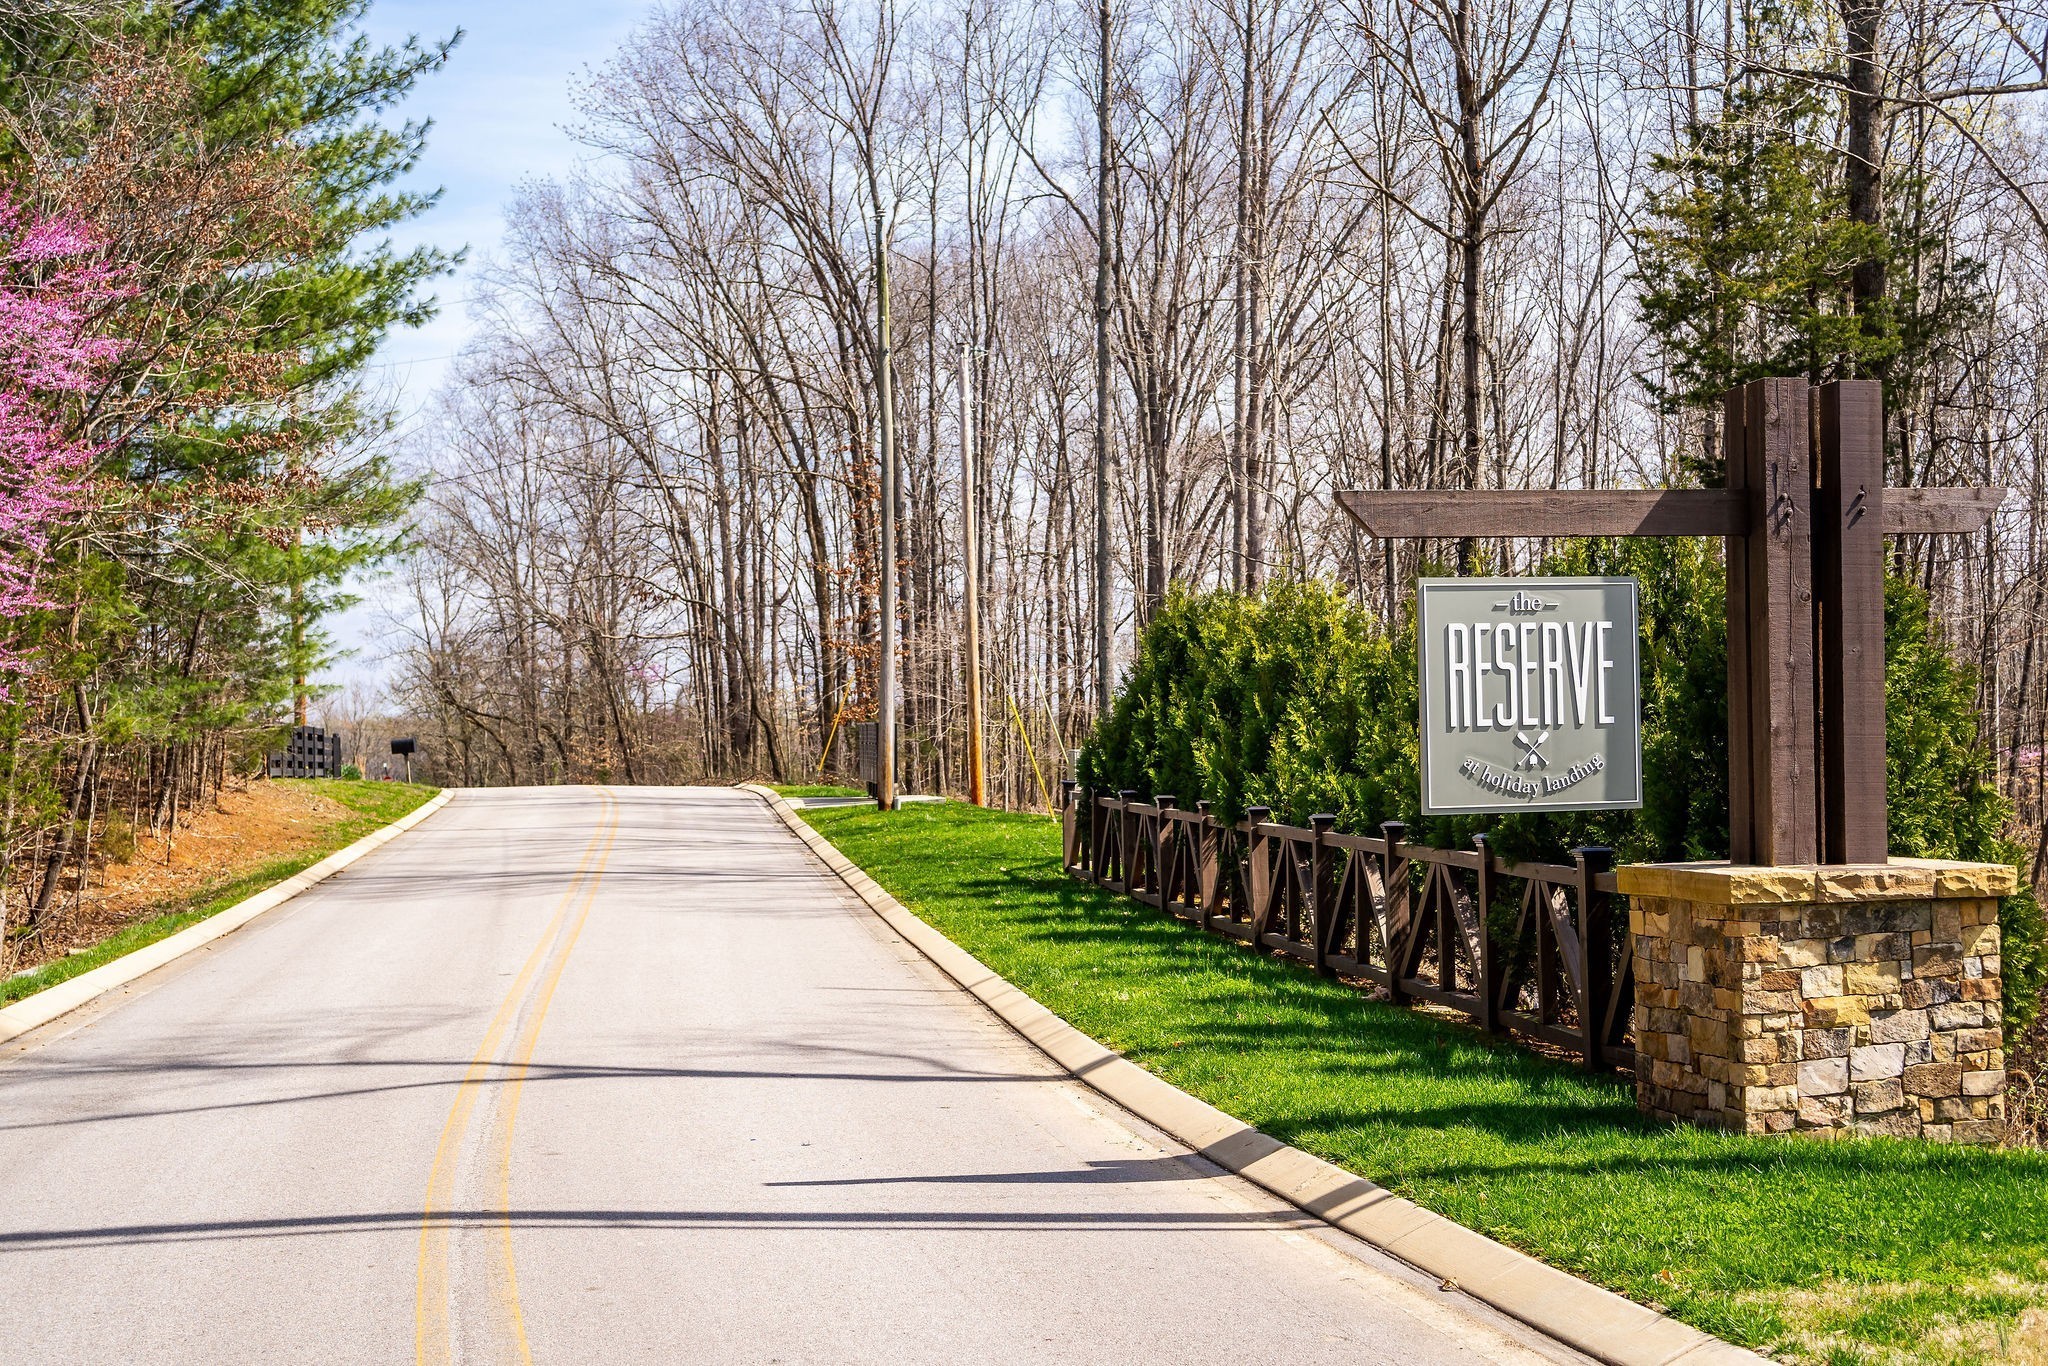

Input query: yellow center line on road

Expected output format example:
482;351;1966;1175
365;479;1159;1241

415;789;619;1365
491;790;620;1362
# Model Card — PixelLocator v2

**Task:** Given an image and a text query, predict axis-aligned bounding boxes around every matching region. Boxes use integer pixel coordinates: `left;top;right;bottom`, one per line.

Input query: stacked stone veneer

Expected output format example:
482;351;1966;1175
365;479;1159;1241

1618;858;2016;1143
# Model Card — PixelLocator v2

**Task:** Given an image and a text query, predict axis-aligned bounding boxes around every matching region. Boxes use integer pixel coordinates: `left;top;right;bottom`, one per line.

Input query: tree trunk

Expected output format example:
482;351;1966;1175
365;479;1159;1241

1842;0;1887;368
1456;0;1484;572
30;739;96;925
1094;0;1115;708
1232;0;1255;591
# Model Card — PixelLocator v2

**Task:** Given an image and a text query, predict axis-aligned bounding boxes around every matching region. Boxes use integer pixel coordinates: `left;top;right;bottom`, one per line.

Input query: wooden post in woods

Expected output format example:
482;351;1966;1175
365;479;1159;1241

960;344;986;807
1338;378;2006;866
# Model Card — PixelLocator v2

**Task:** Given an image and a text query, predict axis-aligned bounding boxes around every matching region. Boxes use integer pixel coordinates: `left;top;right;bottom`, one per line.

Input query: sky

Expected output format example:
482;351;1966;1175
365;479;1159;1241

316;0;648;699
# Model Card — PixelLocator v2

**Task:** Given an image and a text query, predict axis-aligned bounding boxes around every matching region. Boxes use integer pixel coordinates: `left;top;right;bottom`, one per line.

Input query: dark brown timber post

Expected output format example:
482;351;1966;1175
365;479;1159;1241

1154;795;1176;905
1061;780;1080;872
1816;381;1888;864
1118;790;1139;891
1089;788;1109;882
1381;821;1409;1004
1575;846;1615;1071
1246;807;1273;937
1724;387;1756;863
1099;788;1117;884
1195;801;1222;920
1737;379;1820;865
1473;835;1500;1034
1310;813;1337;974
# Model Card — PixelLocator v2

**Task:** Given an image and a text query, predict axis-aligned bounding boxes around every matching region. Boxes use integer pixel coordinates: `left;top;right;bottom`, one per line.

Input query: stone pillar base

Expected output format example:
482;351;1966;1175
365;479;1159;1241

1618;858;2015;1143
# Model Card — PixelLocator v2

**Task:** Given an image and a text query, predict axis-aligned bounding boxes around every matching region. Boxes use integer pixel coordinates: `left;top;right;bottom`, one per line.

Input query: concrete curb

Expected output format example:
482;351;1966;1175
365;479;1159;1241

741;784;1768;1366
1;787;455;1047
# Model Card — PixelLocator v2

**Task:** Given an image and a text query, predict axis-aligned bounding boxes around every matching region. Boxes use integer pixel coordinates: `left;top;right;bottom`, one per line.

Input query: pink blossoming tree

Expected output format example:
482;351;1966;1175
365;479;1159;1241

0;204;127;686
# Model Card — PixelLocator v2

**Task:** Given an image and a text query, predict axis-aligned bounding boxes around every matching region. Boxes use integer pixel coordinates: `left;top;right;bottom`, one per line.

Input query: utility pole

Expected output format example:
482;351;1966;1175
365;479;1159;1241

1094;0;1114;716
960;343;986;806
875;208;899;811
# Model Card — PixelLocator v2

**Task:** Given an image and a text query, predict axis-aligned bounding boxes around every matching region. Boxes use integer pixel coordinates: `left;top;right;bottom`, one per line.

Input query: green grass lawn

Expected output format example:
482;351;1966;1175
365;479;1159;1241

797;800;2048;1366
771;783;870;799
4;780;438;1008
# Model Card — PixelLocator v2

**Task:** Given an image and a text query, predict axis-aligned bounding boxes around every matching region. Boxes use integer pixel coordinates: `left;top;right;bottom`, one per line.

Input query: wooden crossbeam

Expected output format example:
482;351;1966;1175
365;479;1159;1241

1334;485;2004;540
1334;488;1745;538
1882;487;2009;535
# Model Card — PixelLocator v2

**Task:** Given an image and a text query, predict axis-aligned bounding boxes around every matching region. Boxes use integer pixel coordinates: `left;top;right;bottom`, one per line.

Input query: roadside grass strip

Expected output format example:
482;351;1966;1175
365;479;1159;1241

771;784;870;799
795;800;2048;1366
3;780;439;1007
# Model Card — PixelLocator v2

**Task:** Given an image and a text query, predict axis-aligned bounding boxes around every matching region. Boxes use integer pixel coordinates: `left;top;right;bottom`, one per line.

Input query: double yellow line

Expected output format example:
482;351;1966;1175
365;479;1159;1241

416;788;620;1364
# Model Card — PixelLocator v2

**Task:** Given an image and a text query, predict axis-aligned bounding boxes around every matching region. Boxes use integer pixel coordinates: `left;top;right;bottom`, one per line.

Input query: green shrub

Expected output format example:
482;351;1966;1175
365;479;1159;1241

1081;548;2044;1029
340;764;363;781
1080;580;1416;831
96;810;138;865
1883;577;2045;1033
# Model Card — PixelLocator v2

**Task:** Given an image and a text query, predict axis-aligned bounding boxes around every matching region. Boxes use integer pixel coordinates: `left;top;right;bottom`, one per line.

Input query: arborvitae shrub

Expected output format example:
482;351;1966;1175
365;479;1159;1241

1080;579;1415;832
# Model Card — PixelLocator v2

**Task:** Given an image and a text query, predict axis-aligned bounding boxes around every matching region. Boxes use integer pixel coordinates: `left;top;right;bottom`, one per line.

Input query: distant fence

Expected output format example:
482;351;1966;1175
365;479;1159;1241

1060;784;1634;1072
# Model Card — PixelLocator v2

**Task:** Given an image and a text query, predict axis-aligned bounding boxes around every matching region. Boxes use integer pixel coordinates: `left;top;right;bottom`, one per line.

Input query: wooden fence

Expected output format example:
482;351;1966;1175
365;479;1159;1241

1060;784;1634;1072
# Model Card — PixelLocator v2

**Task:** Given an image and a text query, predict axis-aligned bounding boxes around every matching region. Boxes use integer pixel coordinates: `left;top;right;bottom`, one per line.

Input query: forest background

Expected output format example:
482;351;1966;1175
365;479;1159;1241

9;0;2048;972
387;0;2047;873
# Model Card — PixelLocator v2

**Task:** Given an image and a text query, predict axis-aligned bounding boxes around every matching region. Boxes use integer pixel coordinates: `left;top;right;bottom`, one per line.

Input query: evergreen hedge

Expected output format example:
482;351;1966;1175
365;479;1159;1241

1078;540;2046;1031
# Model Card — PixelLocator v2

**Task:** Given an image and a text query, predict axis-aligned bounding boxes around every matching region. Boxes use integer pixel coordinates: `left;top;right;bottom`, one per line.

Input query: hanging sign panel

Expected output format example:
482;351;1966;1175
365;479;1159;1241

1417;577;1643;815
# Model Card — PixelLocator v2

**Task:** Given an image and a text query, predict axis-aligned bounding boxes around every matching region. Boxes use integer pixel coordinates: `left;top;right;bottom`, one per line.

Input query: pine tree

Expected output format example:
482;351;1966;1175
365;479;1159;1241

1635;85;1890;427
1633;80;1981;482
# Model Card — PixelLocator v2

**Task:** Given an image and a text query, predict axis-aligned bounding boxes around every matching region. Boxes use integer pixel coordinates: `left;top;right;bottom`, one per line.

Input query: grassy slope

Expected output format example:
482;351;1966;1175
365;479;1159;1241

771;784;870;799
4;780;438;1007
799;800;2048;1365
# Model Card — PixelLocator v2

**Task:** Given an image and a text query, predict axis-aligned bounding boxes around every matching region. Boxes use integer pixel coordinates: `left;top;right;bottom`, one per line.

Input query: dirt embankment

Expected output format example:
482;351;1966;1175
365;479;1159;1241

6;780;354;977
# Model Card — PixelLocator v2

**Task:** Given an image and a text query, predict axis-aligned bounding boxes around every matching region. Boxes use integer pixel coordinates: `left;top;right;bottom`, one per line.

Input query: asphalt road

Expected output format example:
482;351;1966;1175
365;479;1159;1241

0;786;1582;1364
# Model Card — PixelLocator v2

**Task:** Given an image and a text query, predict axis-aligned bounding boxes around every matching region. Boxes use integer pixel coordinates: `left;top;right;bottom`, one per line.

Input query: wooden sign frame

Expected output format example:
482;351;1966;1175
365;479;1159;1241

1337;379;2004;867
